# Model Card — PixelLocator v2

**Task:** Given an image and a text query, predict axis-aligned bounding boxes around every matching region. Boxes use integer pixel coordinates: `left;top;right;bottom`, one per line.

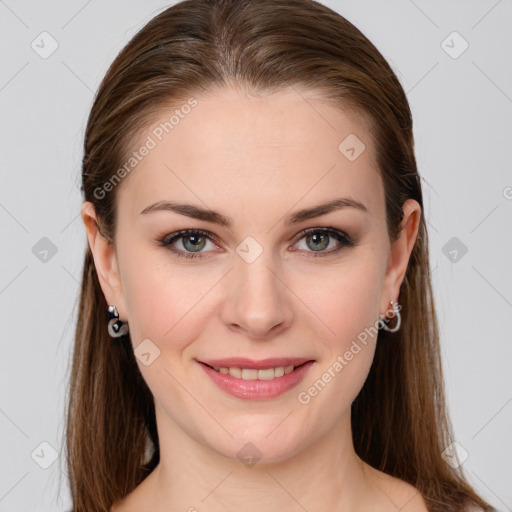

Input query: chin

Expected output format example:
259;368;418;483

205;423;311;467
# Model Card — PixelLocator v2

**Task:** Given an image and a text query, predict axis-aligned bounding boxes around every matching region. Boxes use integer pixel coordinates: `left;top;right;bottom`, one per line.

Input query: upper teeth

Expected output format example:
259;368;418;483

213;365;296;380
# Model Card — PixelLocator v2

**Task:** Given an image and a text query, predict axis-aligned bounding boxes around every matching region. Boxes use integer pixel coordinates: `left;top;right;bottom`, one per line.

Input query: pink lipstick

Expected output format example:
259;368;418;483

196;357;315;400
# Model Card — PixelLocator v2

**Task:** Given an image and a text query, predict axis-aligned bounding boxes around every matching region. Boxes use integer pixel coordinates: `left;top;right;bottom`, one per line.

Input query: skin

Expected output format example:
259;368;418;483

82;84;426;511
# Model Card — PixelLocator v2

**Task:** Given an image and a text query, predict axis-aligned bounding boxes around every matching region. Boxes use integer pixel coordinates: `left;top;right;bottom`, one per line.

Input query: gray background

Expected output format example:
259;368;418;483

0;1;511;510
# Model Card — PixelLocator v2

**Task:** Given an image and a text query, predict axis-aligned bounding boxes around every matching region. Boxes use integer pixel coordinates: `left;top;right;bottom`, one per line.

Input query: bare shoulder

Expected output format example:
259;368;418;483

109;492;143;512
383;477;429;512
363;463;429;511
109;471;157;512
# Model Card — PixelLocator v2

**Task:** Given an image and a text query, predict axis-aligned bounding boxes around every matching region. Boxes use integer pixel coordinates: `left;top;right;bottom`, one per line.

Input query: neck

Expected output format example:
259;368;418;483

143;404;380;511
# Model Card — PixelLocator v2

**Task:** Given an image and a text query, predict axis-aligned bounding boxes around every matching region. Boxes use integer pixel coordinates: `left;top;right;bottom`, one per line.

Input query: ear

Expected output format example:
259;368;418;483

379;198;421;316
81;201;127;320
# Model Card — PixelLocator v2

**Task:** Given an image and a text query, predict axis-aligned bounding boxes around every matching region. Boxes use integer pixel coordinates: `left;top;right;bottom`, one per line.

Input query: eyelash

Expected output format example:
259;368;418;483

157;227;355;260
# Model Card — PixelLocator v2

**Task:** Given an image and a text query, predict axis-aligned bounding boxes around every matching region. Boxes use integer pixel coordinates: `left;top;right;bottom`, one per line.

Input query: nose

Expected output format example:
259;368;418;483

220;253;294;339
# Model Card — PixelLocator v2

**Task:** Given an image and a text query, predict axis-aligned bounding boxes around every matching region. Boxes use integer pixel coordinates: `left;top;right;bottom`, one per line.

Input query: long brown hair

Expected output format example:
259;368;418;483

65;1;494;510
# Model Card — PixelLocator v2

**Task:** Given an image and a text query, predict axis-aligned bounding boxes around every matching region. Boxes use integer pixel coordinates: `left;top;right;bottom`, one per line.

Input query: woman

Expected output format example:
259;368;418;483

67;0;496;510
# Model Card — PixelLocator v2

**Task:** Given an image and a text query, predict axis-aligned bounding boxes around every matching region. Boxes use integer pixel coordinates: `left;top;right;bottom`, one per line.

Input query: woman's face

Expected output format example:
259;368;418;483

84;84;419;464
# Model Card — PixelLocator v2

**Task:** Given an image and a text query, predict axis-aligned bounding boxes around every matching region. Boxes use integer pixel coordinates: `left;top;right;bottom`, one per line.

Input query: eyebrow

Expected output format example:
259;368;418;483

139;197;368;229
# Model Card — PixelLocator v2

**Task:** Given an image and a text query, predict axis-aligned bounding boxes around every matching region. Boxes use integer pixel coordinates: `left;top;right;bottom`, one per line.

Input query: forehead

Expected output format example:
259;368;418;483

116;85;384;225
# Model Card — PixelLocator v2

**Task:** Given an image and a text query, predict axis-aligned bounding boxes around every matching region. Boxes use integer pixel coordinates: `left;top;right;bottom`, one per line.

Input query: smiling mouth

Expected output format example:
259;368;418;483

201;361;312;381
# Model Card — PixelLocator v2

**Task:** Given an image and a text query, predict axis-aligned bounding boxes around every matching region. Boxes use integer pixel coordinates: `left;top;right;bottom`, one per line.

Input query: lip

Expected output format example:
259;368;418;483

197;357;313;370
196;359;315;400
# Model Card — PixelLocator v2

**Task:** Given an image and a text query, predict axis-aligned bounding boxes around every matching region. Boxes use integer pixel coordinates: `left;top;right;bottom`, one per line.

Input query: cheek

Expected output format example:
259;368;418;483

293;253;382;346
120;250;223;349
291;252;382;406
294;265;380;425
119;257;221;406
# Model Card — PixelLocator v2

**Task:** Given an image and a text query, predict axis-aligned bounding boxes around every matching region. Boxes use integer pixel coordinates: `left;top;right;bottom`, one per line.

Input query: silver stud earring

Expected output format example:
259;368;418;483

379;300;401;333
107;305;129;339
